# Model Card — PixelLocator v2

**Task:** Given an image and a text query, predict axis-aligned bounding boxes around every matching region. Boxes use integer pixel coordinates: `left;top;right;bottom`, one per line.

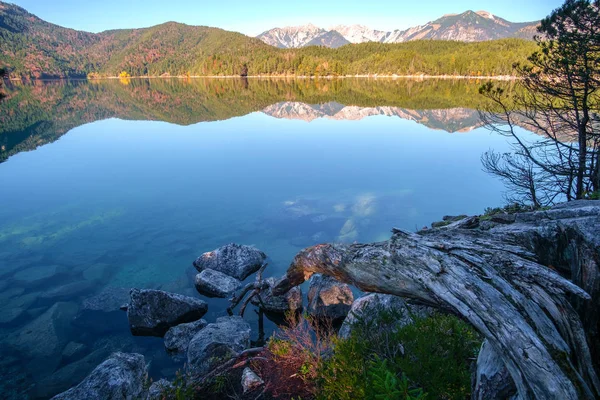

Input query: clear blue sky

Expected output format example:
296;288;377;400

7;0;564;36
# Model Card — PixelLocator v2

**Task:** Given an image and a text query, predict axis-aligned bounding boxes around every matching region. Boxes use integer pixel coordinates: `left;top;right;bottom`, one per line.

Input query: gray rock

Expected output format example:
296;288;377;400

127;289;208;337
241;367;264;393
51;352;147;400
307;274;353;321
193;243;266;280
251;277;303;314
473;340;518;400
339;293;433;339
81;287;130;313
74;287;130;333
62;342;88;363
0;292;39;324
194;269;241;298
31;345;112;399
41;280;95;300
6;302;79;375
13;264;68;286
147;379;173;400
187;316;251;376
164;319;208;355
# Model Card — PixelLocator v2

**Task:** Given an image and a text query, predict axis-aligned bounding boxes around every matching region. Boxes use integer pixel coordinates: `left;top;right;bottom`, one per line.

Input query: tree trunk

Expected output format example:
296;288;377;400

273;201;600;400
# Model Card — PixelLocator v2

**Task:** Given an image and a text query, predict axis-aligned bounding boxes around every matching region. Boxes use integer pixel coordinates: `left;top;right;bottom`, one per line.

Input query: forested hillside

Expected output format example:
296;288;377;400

0;1;536;79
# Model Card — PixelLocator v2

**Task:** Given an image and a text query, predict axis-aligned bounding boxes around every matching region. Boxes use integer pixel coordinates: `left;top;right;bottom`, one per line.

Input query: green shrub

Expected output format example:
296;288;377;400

318;308;480;400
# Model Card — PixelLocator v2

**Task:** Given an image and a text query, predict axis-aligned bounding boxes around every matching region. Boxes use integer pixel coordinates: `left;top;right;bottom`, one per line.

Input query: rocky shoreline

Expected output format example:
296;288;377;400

47;200;600;400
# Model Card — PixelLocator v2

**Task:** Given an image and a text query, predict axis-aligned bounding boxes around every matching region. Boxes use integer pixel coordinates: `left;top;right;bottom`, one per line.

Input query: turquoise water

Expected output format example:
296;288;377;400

0;78;519;398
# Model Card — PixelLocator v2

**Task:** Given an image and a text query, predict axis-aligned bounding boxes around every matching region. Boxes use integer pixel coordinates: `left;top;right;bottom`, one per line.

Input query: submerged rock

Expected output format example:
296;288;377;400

51;352;147;400
241;367;264;393
40;280;95;300
6;302;79;375
193;243;266;280
61;342;88;363
74;287;130;333
164;319;208;355
194;269;241;298
187;316;251;376
127;289;208;337
13;264;68;286
251;277;302;314
307;274;353;321
338;293;433;339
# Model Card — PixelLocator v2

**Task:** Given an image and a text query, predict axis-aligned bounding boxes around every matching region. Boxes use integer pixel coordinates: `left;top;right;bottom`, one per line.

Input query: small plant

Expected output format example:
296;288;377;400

368;358;427;400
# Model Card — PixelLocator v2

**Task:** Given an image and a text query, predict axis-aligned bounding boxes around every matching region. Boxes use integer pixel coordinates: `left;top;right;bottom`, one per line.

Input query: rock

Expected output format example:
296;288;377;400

146;379;173;400
40;280;95;300
13;264;68;286
473;340;518;400
187;316;251;376
241;367;264;393
31;345;112;399
127;289;208;337
338;293;433;339
307;274;353;321
164;319;208;355
193;243;266;280
6;302;79;375
74;287;130;333
251;277;303;314
82;263;115;282
0;292;39;324
61;342;88;363
50;352;147;400
194;269;241;298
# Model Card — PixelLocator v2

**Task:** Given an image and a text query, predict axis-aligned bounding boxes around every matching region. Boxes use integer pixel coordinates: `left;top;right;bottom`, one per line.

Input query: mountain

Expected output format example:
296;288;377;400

256;24;326;48
257;10;540;48
0;1;536;79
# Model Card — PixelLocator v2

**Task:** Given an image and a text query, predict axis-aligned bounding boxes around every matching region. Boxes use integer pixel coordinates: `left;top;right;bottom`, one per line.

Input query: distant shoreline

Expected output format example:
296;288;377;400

8;74;519;82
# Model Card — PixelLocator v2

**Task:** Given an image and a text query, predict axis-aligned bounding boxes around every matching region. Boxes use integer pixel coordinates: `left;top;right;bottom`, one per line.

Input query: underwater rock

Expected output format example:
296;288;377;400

187;316;251;376
40;280;95;301
81;263;116;282
241;367;264;393
193;243;266;280
6;302;78;375
194;269;241;298
251;277;302;314
74;287;130;333
164;319;208;355
0;292;39;324
127;289;208;337
50;352;147;400
307;274;353;321
338;293;433;339
61;342;88;363
13;264;68;286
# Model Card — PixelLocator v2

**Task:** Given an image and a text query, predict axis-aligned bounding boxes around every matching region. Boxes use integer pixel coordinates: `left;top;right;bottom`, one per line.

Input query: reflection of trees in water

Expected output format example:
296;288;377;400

0;78;511;162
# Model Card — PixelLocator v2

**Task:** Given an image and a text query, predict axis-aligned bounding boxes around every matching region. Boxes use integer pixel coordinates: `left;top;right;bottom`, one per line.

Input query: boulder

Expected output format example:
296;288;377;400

6;302;79;375
13;264;68;286
51;352;147;400
40;280;95;300
0;292;39;324
146;379;173;400
241;367;264;393
193;243;266;280
194;269;241;298
187;316;251;376
164;319;208;355
339;293;433;339
127;289;208;337
251;277;302;314
307;274;353;321
74;287;130;333
61;342;88;363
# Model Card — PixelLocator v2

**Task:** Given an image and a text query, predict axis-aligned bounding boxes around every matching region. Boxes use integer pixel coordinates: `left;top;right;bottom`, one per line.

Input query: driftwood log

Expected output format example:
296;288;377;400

273;200;600;400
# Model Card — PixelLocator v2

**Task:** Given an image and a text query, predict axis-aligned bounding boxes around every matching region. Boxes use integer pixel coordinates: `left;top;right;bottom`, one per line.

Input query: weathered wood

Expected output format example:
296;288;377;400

273;201;600;400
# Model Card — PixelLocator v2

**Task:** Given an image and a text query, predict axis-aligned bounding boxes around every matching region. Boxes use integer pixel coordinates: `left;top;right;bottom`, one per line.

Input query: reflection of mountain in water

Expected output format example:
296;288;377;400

262;101;483;132
0;78;508;162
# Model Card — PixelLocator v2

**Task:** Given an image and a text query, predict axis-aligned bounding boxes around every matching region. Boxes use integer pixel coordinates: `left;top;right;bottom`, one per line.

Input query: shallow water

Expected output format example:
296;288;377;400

0;78;526;398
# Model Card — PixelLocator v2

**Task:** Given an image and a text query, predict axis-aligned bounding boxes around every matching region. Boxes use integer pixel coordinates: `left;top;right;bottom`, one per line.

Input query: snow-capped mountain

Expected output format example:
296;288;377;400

257;10;539;48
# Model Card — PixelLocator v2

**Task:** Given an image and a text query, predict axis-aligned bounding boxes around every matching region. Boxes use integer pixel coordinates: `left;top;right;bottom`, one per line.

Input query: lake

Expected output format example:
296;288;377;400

0;77;522;399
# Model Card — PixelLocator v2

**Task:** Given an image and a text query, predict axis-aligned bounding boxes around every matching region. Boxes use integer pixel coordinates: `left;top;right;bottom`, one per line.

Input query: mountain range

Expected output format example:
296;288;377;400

0;1;538;79
257;10;539;48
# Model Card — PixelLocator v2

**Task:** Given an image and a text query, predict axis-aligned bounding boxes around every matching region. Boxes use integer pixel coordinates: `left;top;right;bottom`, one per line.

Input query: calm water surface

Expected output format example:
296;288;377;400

0;78;525;398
